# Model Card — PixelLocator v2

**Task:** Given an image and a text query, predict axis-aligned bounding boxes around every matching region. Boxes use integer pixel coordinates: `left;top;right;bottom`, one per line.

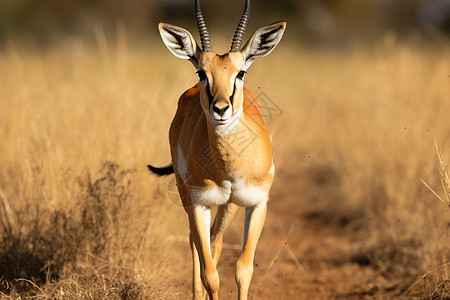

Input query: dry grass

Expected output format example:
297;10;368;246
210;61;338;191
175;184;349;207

0;33;449;298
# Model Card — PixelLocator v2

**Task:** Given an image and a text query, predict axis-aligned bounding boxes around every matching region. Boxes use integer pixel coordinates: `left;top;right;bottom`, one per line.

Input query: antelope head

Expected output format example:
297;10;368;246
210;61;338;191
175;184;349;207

159;0;286;125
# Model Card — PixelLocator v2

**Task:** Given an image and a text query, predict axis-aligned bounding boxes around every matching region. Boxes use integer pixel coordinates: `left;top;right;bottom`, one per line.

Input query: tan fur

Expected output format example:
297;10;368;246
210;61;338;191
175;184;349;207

157;18;286;300
170;83;273;199
168;53;274;300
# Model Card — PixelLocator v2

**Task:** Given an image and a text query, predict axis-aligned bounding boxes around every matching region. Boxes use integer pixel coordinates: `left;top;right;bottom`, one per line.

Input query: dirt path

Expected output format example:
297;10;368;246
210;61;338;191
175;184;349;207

212;162;407;300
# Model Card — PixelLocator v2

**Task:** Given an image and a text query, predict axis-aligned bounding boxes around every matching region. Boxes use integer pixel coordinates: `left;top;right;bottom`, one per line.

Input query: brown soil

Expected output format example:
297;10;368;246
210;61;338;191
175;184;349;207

166;159;447;300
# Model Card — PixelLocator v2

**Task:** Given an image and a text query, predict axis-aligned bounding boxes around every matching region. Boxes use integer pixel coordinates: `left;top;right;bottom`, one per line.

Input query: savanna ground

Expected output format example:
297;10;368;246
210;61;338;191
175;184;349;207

0;32;450;299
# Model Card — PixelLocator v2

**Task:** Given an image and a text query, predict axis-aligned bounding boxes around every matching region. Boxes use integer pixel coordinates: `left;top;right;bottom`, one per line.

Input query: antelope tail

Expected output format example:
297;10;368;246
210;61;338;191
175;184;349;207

147;163;174;176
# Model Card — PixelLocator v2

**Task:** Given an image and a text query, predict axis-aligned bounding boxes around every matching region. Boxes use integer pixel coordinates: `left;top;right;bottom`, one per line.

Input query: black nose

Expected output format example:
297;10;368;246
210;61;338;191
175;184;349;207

212;104;230;116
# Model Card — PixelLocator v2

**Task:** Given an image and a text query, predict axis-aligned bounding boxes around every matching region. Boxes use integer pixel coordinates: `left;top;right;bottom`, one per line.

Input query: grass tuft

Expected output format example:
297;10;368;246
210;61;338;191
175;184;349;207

0;39;449;298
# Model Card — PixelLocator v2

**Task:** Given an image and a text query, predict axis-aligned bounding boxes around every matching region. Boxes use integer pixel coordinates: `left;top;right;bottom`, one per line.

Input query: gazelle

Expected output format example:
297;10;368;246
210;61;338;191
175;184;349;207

148;0;285;299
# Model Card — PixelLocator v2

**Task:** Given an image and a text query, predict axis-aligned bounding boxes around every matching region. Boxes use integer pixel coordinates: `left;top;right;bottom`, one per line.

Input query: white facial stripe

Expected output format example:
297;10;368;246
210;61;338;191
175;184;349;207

235;77;244;89
230;73;237;96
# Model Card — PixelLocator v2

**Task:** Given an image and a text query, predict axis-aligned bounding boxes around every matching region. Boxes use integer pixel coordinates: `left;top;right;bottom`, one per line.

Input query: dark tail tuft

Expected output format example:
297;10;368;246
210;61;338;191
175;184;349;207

147;163;174;176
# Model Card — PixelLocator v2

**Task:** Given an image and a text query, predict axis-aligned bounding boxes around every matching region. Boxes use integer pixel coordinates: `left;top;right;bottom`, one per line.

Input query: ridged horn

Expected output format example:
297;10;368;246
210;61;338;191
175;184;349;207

230;0;250;52
195;0;212;52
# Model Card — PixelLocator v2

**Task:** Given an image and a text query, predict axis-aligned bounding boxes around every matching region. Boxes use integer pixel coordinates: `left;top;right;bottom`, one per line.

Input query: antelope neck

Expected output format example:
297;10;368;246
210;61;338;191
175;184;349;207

205;107;252;174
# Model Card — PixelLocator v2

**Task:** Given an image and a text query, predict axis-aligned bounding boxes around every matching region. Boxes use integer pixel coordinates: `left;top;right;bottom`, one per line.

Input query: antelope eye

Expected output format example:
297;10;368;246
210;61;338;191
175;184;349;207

236;70;246;80
197;70;207;81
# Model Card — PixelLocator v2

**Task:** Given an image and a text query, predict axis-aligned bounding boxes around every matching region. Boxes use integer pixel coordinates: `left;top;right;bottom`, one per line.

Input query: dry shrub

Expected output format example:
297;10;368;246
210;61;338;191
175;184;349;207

77;162;134;261
429;280;450;300
43;267;153;299
0;41;183;298
0;168;82;294
0;162;160;298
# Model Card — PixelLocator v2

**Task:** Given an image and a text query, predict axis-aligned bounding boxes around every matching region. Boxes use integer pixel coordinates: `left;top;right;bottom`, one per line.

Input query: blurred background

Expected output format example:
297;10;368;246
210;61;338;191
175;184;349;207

1;0;449;299
1;0;450;48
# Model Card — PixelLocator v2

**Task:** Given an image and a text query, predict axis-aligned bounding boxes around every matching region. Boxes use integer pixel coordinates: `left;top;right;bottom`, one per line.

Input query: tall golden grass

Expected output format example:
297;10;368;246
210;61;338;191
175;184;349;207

0;33;449;298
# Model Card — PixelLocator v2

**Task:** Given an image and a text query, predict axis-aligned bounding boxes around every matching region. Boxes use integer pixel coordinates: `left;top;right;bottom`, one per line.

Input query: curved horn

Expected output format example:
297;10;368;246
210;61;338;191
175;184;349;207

230;0;250;52
195;0;212;52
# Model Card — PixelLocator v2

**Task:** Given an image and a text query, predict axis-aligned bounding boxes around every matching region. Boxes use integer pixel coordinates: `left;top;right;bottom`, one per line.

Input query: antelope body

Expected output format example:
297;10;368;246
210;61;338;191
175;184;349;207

148;1;285;299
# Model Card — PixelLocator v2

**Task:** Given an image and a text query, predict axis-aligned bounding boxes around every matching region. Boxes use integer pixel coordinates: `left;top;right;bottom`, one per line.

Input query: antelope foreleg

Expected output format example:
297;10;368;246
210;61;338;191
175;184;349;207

188;205;220;300
210;203;239;266
235;204;267;300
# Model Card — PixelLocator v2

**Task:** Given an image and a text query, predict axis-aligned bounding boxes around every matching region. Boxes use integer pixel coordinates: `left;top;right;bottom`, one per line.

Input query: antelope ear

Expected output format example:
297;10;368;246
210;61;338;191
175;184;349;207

158;22;201;68
241;21;286;69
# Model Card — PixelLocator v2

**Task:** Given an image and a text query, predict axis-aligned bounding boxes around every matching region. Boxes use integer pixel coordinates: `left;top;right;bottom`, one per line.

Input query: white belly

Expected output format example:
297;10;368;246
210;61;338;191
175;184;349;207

230;182;269;207
189;177;269;207
190;181;232;206
175;143;273;207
